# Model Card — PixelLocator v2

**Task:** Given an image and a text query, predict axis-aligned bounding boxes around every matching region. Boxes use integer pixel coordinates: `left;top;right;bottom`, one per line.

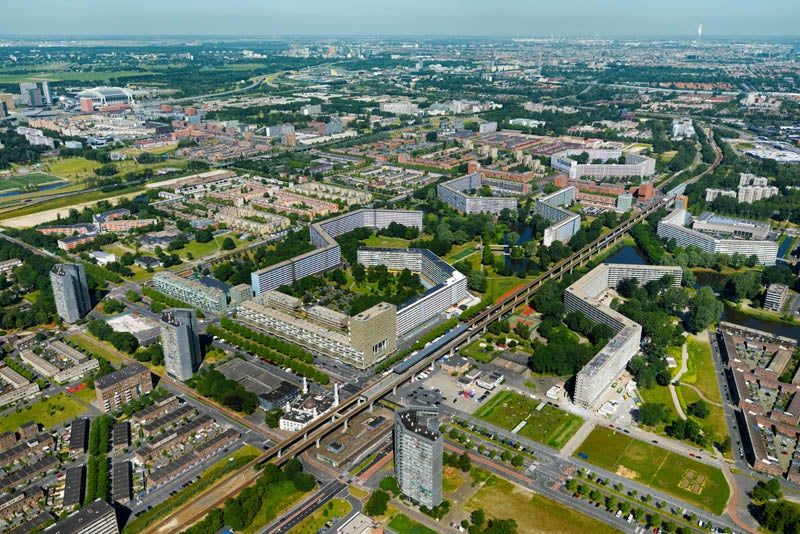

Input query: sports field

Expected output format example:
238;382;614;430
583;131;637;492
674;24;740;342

474;390;584;449
0;173;65;192
574;426;729;514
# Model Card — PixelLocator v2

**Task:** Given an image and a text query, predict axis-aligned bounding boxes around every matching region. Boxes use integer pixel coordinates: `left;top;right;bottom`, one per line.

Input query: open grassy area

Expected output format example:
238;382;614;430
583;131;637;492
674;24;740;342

0;393;88;433
179;234;246;260
684;334;723;405
291;498;352;534
675;386;730;455
70;385;98;405
362;235;411;248
45;158;101;179
464;474;619;534
460;337;502;363
387;514;438;534
0;70;155;83
574;426;729;514
348;486;368;500
445;242;477;262
474;390;584;449
0;173;65;192
638;385;679;426
442;468;465;493
0;186;144;221
65;334;125;365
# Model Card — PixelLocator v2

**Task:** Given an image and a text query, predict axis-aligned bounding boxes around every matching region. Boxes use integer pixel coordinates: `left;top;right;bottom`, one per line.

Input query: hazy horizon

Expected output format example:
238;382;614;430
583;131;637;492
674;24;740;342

2;0;799;39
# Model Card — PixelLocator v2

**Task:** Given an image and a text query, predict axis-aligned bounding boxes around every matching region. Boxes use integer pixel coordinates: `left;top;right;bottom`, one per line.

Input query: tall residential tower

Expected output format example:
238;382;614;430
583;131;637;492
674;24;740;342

160;308;201;381
394;407;442;508
50;264;91;324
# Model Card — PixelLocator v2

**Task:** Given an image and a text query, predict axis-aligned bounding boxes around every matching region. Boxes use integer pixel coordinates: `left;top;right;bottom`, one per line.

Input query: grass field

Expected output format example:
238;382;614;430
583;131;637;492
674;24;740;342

474;390;584;449
675;386;730;455
70;385;98;405
387;514;437;534
65;334;125;365
243;483;307;534
574;426;729;514
460;337;501;363
442;468;465;493
0;186;144;222
0;70;155;83
464;475;619;534
0;173;65;192
684;334;723;405
348;486;368;500
292;499;352;534
362;235;411;248
0;393;88;433
638;385;679;426
46;158;102;179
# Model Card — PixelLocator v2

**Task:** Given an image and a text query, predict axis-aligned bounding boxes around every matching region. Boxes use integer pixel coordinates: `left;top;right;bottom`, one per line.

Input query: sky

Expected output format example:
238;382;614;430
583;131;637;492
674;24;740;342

1;0;798;38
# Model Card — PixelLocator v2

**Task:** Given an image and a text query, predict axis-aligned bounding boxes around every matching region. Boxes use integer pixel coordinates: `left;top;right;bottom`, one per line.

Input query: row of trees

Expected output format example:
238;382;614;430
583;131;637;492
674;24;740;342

208;325;329;385
192;368;258;414
218;318;313;363
87;319;139;354
184;459;315;534
84;415;114;505
141;286;203;318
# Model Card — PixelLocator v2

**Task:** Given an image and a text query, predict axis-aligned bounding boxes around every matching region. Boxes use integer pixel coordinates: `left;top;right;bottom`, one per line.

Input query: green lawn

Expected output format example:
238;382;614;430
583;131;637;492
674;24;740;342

638;385;679;425
70;386;98;405
65;334;125;365
292;498;352;534
442;469;465;493
0;173;65;192
180;234;245;260
464;475;620;534
574;426;729;514
387;514;437;534
242;481;306;534
362;235;411;248
684;334;723;405
474;390;584;449
46;158;101;179
0;70;156;83
0;393;88;433
460;337;502;363
675;386;730;455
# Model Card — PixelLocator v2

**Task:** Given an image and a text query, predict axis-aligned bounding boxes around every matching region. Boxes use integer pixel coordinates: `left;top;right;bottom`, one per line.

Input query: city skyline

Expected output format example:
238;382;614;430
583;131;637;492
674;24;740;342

2;0;799;38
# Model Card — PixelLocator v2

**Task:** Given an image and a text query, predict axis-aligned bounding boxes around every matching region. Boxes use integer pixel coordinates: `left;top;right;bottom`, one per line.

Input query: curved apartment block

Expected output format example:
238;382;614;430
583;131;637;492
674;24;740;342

250;209;424;295
656;209;778;266
436;172;523;215
357;247;470;338
533;186;582;246
564;263;683;408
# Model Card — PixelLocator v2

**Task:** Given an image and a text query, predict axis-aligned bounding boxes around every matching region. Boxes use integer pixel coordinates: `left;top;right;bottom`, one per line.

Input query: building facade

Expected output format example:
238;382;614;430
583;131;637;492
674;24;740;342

152;272;228;314
565;263;683;408
95;364;153;413
657;209;778;266
50;264;92;324
394;407;442;508
551;150;655;179
436;173;522;215
533;187;581;246
160;309;202;381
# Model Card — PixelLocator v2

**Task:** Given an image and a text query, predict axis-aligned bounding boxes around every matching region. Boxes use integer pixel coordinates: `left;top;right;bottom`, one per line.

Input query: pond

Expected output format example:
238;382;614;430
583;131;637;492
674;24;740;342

604;245;649;266
720;305;800;341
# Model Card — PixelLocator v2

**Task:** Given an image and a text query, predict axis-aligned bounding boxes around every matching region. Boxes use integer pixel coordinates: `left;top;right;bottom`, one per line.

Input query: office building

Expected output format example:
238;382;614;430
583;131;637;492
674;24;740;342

95;363;152;413
437;173;522;215
43;499;119;534
394;407;442;508
551;149;655;179
160;309;201;381
50;264;92;324
18;82;37;105
765;283;790;312
533;187;582;246
657;209;778;265
41;81;52;105
705;188;737;202
615;192;634;212
251;209;423;295
671;117;695;139
565;263;683;408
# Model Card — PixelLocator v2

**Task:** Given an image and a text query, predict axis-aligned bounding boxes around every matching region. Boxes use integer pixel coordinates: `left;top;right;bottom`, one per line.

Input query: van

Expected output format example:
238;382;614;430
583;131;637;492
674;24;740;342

626;514;633;523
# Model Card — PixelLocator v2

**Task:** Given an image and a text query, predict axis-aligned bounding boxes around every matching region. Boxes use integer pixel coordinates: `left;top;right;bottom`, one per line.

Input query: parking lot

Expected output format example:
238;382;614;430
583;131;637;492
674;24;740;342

395;368;498;415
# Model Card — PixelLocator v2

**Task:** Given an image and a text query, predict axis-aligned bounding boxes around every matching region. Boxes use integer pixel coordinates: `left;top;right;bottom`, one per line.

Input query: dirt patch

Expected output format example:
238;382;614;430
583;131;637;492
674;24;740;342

444;466;456;478
616;465;640;480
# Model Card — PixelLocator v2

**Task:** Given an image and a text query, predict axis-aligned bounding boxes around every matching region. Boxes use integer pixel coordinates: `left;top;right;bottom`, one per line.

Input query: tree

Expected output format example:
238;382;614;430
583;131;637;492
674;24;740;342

688;286;723;333
195;228;214;243
638;403;667;426
264;408;282;428
352;263;366;284
379;476;400;496
125;289;141;302
752;478;784;502
717;436;732;454
221;237;236;250
364;490;390;517
120;252;134;266
687;400;710;419
470;509;486;530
